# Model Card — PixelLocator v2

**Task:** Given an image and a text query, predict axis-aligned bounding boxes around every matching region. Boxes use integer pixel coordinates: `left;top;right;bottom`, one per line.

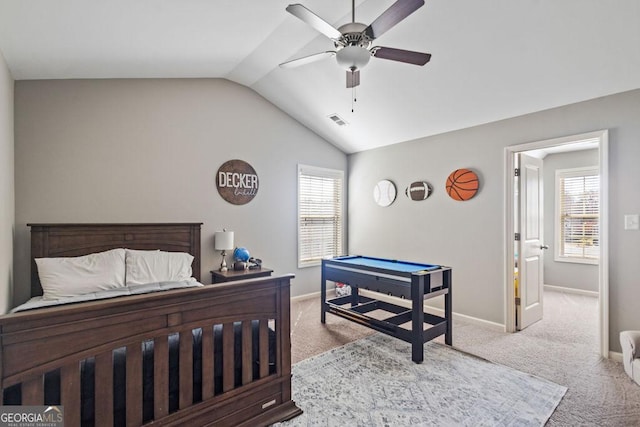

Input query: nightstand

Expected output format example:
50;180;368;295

210;268;273;284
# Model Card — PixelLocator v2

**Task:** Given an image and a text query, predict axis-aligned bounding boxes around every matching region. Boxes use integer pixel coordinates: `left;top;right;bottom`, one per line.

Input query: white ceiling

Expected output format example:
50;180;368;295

1;0;639;153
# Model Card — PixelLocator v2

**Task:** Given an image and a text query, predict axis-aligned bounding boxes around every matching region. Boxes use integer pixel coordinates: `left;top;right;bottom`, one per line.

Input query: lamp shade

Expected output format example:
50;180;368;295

214;230;234;250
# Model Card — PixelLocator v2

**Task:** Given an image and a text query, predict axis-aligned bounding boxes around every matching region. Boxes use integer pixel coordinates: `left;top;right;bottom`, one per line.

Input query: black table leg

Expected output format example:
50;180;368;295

444;269;452;345
411;275;425;363
350;285;359;308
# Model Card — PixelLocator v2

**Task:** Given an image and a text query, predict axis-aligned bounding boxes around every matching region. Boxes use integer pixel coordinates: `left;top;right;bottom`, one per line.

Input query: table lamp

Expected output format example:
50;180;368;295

214;229;234;272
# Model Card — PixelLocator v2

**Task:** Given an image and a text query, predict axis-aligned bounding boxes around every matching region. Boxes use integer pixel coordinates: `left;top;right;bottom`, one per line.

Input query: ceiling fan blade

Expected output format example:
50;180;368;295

286;4;342;41
346;69;360;88
372;46;431;65
279;51;336;68
364;0;425;40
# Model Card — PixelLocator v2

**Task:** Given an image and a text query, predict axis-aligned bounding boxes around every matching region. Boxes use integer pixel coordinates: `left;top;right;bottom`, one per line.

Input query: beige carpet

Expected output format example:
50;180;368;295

290;290;640;426
290;293;374;364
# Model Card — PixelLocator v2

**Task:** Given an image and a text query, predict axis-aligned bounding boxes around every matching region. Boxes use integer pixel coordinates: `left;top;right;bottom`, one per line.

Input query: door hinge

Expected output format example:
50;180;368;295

514;168;520;177
515;297;521;306
515;233;520;241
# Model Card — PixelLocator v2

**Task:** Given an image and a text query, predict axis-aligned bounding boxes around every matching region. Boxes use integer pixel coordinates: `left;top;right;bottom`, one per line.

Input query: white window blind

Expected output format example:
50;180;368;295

298;165;344;267
556;167;599;263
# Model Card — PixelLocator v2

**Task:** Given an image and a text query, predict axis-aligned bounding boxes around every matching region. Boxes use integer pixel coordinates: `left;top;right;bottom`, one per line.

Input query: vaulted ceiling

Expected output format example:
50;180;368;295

1;0;639;153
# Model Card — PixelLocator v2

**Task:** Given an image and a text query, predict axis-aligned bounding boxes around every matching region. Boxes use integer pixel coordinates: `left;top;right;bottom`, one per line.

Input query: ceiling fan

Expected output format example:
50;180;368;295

279;0;431;88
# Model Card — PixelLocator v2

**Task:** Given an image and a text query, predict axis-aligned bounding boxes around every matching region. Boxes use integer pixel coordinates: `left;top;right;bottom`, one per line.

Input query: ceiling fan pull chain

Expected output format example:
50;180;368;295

352;86;357;113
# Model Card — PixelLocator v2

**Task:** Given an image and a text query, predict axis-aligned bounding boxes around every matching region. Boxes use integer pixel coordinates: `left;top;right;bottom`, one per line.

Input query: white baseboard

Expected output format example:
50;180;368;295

425;305;505;332
291;290;321;302
358;289;505;332
293;288;505;332
544;284;599;298
609;351;623;363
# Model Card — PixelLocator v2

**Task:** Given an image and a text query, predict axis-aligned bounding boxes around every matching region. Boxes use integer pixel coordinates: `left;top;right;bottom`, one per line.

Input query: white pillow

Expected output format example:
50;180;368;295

36;249;126;300
125;249;194;285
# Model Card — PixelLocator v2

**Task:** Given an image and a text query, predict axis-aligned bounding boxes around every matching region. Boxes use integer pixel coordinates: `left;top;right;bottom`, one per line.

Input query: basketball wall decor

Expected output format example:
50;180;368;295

446;168;479;201
405;181;432;201
373;179;397;207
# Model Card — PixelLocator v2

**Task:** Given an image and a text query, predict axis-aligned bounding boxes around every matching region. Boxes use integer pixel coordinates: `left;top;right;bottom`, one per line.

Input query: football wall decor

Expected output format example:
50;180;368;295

446;169;479;201
405;181;432;201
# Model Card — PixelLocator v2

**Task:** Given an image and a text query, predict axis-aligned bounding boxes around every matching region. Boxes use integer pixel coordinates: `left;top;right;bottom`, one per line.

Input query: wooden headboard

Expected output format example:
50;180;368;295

28;223;202;298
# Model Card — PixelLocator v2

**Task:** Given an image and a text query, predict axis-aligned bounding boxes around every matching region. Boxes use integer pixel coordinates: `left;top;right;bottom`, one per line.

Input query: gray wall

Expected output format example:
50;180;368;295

0;51;14;314
349;89;640;352
13;78;347;307
543;149;599;293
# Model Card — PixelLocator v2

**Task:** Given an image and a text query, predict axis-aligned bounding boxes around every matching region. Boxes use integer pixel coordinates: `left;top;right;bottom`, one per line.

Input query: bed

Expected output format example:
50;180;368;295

0;223;302;426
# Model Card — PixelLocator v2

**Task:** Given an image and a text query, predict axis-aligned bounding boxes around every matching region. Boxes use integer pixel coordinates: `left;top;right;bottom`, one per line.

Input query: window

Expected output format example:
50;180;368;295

555;167;599;264
298;165;344;267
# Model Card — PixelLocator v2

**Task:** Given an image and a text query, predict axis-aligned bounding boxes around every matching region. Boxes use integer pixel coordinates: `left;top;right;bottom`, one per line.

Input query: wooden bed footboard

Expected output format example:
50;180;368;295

0;275;302;426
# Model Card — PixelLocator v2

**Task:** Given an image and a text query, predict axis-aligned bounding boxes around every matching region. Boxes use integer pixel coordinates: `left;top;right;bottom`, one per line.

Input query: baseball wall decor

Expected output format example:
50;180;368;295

405;181;432;201
373;179;397;207
216;159;259;205
446;168;479;201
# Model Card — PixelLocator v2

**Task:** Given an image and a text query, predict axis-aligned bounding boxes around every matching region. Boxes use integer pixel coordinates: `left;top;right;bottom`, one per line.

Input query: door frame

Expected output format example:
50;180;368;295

504;129;609;358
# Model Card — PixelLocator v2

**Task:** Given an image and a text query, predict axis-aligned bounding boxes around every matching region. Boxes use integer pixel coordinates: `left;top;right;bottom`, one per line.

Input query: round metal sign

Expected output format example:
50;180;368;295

216;159;259;205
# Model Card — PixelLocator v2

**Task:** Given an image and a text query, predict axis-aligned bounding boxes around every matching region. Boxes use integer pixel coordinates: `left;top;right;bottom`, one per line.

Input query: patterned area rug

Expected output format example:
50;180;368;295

276;334;567;426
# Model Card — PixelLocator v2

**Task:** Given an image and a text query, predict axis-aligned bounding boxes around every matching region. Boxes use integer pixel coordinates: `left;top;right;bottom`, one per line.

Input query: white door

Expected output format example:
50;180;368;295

517;153;546;330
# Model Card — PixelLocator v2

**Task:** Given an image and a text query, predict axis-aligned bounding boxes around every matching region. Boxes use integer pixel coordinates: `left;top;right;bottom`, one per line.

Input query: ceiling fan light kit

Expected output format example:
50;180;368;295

280;0;431;88
336;45;371;70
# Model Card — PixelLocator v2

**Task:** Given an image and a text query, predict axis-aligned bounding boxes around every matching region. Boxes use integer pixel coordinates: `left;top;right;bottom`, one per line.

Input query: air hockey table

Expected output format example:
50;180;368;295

321;255;452;363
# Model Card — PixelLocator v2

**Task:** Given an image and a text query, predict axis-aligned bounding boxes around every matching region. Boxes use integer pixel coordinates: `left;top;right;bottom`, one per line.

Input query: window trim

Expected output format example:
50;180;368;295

297;164;345;268
554;166;599;265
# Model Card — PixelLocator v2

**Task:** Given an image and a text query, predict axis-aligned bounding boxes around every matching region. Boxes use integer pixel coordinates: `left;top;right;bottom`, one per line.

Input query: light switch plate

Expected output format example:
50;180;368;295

624;214;639;230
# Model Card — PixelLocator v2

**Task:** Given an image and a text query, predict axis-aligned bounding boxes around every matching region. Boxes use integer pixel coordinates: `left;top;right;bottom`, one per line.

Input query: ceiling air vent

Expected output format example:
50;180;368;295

328;114;348;127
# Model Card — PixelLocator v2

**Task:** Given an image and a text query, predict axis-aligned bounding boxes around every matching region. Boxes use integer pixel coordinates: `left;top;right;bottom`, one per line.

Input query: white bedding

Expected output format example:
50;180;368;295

36;248;127;300
125;249;194;285
11;279;203;313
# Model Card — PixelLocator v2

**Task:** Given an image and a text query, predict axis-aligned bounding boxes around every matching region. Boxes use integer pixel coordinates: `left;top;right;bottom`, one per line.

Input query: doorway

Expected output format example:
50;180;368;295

504;130;609;358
